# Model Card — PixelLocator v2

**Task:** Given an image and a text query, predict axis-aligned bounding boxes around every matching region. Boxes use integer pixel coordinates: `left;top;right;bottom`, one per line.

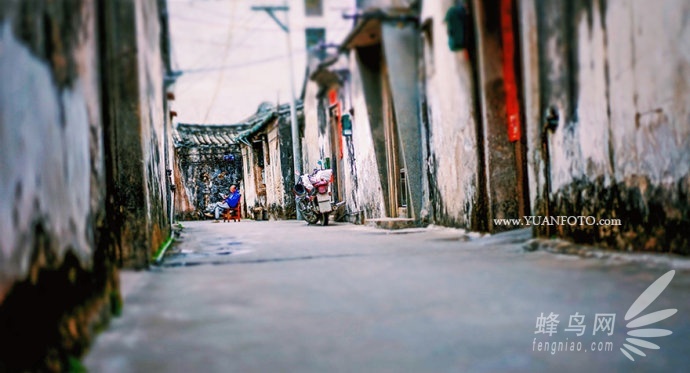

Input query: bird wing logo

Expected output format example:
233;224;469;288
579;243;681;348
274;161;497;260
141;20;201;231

620;270;677;362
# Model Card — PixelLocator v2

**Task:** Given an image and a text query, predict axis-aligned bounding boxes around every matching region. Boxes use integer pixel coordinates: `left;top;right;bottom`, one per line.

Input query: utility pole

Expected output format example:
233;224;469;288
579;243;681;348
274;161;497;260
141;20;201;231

251;4;303;220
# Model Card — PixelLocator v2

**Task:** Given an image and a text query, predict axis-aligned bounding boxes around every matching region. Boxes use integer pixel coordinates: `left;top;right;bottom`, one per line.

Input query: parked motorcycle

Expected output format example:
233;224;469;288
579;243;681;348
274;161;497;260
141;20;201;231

293;168;341;226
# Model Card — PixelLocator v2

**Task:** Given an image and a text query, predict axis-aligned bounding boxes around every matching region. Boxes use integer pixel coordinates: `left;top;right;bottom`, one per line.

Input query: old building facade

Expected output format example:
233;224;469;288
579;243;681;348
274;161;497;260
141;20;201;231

300;0;689;254
173;102;302;222
239;102;302;220
173;123;245;220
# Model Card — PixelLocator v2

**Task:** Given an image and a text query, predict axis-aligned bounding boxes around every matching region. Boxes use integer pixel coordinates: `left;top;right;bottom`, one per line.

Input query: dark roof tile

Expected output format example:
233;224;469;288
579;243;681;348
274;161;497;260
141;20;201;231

174;101;303;149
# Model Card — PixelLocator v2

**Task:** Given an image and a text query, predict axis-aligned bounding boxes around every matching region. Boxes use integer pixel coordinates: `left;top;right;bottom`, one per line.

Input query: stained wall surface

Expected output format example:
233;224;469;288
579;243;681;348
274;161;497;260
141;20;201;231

0;0;173;369
525;0;690;253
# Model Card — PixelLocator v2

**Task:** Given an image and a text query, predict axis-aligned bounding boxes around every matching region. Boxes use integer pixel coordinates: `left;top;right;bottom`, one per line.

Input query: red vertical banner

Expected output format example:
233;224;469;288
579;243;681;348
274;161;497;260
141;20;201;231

328;88;338;106
336;102;343;159
501;0;521;142
328;88;344;159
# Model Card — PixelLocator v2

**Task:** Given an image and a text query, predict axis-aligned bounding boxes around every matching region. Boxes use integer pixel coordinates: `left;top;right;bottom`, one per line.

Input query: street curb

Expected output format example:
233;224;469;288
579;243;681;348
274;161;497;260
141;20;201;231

524;238;690;271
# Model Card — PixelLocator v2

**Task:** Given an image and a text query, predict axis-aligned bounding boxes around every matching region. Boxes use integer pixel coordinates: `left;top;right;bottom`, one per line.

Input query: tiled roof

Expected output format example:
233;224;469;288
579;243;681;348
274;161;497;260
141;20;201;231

173;123;246;148
173;101;302;149
235;101;303;145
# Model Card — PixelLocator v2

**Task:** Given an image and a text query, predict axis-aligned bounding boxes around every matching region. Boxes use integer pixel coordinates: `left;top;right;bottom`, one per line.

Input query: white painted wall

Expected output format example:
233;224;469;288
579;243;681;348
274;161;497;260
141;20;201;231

518;0;544;216
136;0;170;235
539;0;690;193
295;0;356;176
420;0;480;226
0;5;102;297
264;122;287;213
241;145;260;216
344;52;387;220
606;0;690;184
519;0;689;252
301;79;329;173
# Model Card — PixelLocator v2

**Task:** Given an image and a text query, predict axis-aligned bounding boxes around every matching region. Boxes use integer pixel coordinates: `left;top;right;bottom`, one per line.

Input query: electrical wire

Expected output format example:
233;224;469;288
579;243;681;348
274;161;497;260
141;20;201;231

202;0;239;122
168;1;256;70
167;0;344;122
169;6;257;97
177;49;308;74
169;13;277;29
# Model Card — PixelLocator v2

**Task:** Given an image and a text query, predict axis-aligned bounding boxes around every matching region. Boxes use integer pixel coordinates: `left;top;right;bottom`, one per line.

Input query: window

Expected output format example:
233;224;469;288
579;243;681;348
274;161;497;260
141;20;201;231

306;28;326;58
304;0;323;17
305;28;325;50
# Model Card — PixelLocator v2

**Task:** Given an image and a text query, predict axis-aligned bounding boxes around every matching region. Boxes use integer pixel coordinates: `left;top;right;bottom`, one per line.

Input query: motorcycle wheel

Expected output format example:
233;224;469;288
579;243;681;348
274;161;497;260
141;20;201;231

298;199;319;224
320;212;329;226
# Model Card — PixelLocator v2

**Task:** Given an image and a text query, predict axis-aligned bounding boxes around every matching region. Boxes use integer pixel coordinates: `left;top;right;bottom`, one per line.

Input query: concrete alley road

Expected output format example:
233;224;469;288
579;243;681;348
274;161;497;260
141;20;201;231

84;220;690;372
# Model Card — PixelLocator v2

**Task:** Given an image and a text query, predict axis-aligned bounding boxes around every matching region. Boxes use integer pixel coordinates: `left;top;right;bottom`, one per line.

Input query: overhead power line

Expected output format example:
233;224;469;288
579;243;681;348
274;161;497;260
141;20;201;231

203;0;239;122
176;49;307;75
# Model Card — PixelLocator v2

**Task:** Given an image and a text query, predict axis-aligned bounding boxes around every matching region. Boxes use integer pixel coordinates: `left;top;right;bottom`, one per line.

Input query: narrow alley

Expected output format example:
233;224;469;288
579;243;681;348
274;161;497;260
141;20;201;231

1;0;689;371
84;221;690;372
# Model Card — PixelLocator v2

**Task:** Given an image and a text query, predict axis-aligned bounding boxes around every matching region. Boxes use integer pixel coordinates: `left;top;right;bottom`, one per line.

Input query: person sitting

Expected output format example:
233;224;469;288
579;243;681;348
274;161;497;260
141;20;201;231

212;185;241;222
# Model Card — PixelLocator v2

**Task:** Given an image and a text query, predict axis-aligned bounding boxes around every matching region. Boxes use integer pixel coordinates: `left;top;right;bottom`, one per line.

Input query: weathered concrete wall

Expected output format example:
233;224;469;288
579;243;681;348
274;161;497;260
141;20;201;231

0;1;117;370
301;80;331;175
100;0;172;267
518;0;544;232
351;43;405;220
236;133;258;219
0;0;174;368
343;51;388;221
240;145;258;218
381;21;424;220
278;111;297;218
528;0;690;254
420;0;482;229
471;0;526;232
100;0;148;268
242;112;298;220
134;0;170;253
173;151;195;218
264;120;289;219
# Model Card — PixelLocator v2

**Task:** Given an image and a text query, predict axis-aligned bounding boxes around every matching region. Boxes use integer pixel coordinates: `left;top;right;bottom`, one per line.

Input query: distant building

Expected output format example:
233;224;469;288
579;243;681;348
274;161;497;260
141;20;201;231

237;102;304;220
289;0;356;95
173;102;304;222
173;123;246;220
